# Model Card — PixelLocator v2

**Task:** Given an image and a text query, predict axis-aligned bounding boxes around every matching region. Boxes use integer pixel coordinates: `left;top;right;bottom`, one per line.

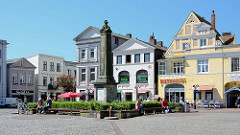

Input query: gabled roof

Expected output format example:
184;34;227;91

113;38;166;53
7;57;36;68
73;26;130;41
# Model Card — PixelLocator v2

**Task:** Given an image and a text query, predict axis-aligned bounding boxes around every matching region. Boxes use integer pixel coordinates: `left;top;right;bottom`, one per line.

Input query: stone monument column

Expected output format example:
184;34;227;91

93;20;117;103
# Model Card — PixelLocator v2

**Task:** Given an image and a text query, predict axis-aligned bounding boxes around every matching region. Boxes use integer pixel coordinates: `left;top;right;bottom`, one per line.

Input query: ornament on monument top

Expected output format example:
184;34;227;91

101;20;112;33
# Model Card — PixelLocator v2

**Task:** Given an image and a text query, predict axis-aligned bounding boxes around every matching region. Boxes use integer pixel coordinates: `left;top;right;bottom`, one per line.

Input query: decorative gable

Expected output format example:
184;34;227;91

186;14;199;24
9;58;36;68
73;26;101;41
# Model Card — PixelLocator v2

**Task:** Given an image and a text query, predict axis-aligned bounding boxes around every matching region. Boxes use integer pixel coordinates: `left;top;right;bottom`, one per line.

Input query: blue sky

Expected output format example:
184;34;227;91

1;0;240;61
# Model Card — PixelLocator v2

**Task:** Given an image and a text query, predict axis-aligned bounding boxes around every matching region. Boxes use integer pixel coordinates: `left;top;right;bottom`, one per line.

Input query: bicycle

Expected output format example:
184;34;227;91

18;102;28;114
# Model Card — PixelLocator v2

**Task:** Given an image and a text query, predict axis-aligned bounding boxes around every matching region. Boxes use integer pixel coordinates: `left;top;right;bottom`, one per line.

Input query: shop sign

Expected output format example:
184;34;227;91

230;76;240;81
160;78;186;83
117;90;121;93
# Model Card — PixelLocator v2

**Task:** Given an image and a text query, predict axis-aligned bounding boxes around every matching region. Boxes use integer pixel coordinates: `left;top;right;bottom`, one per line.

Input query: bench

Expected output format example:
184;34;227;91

47;108;82;115
142;107;165;115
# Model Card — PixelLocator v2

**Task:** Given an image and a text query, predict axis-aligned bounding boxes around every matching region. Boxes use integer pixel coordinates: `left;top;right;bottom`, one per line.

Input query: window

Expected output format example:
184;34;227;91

119;71;130;83
43;77;47;86
195;92;201;100
205;91;213;100
200;39;206;47
21;61;24;67
81;69;86;82
159;62;166;75
117;56;122;64
173;62;184;74
20;73;25;84
135;54;140;63
50;77;54;85
50;62;54;71
182;42;189;50
67;69;71;76
90;68;95;81
126;55;131;63
90;48;95;58
12;74;18;84
43;61;47;71
57;63;61;72
144;53;150;62
232;57;240;72
81;49;86;59
176;40;180;50
185;25;191;35
197;60;209;73
74;70;76;77
136;70;148;83
28;75;32;85
115;37;119;45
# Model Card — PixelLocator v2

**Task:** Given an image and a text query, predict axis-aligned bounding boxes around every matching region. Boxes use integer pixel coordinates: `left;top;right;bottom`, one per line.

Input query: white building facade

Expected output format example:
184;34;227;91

73;26;129;101
0;39;9;99
113;38;166;101
27;54;64;101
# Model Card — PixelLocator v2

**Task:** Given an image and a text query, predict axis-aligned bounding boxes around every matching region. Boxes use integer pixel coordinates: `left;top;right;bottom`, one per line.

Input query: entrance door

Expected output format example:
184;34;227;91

164;83;185;103
125;93;132;101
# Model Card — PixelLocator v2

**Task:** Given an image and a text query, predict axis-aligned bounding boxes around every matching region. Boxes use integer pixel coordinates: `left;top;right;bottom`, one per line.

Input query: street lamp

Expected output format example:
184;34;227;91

192;85;200;109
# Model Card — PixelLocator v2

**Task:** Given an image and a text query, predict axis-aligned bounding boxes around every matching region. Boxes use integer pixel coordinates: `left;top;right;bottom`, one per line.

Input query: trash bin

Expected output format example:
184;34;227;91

184;102;190;112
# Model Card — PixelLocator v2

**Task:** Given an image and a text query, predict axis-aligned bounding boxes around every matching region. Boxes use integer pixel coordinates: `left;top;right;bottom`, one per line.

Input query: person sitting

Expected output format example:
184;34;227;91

236;97;240;108
37;98;43;114
42;97;52;114
162;98;169;112
135;99;143;113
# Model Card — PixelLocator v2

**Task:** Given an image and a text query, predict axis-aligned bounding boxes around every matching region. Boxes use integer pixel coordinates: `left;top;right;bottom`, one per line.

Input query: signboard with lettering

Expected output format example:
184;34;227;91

120;77;129;83
160;78;186;83
230;76;240;81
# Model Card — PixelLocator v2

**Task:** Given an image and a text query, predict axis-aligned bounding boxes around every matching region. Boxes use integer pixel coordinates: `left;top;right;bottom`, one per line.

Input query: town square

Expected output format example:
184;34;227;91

1;0;240;135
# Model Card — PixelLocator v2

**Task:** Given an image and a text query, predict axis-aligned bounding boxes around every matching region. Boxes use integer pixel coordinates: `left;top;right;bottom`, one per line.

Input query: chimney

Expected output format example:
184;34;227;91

157;41;163;46
211;10;215;31
150;33;157;45
222;32;231;36
126;33;132;38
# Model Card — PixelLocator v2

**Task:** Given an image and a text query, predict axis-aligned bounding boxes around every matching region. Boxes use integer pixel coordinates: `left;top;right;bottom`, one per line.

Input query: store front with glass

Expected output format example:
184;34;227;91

164;83;185;103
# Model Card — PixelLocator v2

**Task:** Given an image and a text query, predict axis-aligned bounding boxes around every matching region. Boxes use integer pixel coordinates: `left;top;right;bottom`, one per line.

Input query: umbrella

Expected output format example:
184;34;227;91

58;92;83;98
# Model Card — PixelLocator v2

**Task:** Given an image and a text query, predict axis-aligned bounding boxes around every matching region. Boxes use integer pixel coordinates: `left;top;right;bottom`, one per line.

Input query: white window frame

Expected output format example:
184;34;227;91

231;57;240;72
50;62;54;71
117;55;122;64
90;68;95;82
197;59;209;73
57;63;61;72
90;48;95;59
20;73;26;84
200;39;207;47
28;75;32;85
173;62;184;74
43;61;47;71
43;76;47;86
67;69;71;76
12;74;18;84
50;77;54;85
144;53;150;62
159;62;166;75
81;49;86;60
81;68;86;82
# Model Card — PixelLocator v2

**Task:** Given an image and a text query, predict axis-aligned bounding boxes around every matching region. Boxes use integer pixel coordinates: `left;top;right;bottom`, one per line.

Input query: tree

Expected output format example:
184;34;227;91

56;75;76;92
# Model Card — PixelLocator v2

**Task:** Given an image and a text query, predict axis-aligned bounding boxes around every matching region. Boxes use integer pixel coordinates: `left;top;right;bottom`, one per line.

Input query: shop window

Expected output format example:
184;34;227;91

136;70;148;83
119;71;129;83
126;55;131;63
159;62;166;75
205;91;213;100
195;92;202;100
197;59;209;73
232;57;240;72
125;93;132;101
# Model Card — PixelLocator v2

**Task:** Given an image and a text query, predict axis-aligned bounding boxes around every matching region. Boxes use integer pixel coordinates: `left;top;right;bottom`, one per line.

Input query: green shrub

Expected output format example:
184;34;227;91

27;101;183;110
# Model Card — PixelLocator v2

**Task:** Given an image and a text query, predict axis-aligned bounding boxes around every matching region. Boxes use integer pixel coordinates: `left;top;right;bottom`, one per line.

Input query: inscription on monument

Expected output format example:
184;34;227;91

97;88;104;101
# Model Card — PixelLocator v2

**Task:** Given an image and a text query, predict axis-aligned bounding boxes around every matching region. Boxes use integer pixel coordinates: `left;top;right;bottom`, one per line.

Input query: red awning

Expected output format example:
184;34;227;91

194;85;214;90
58;92;83;98
138;90;150;93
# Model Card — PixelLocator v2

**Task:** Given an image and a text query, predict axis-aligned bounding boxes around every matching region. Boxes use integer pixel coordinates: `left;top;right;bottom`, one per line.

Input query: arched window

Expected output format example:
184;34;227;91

119;71;130;83
136;70;148;83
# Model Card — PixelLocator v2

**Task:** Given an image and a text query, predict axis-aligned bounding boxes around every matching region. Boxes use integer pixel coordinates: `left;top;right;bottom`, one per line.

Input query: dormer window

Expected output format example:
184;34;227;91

199;30;206;34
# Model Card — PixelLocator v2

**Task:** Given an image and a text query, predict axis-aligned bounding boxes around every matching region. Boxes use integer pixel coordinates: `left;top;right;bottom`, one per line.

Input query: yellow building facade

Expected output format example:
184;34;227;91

158;11;240;107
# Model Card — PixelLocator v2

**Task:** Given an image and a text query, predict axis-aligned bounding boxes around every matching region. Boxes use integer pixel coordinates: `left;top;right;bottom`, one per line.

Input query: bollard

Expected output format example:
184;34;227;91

109;106;112;117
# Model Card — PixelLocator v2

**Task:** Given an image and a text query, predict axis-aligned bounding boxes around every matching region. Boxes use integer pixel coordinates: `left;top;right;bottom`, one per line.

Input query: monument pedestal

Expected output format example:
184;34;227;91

94;83;117;103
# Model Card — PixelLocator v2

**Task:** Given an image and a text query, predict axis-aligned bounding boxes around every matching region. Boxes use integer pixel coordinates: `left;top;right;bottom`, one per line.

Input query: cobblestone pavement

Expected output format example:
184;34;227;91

0;108;240;135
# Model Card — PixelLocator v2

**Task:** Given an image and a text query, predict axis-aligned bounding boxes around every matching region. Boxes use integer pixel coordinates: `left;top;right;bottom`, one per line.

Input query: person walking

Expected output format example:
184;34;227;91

236;97;240;108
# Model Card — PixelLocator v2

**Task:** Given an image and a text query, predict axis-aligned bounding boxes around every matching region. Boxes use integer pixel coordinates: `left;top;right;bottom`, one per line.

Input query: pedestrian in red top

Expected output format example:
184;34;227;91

162;98;168;109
